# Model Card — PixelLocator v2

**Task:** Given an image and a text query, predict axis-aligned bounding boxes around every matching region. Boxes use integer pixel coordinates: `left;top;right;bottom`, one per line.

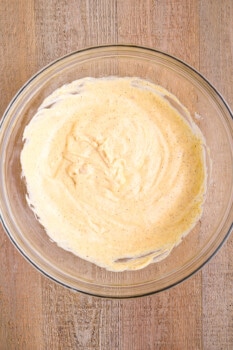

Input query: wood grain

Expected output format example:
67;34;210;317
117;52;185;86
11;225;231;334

0;1;232;349
200;2;233;349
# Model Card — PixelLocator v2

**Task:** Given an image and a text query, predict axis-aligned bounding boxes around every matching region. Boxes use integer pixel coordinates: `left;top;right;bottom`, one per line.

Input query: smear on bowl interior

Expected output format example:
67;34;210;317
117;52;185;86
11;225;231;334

20;77;207;271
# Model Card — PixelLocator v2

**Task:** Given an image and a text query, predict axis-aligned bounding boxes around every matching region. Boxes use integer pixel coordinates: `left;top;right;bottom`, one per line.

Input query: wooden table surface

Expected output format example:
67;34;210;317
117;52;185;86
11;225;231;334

0;1;232;349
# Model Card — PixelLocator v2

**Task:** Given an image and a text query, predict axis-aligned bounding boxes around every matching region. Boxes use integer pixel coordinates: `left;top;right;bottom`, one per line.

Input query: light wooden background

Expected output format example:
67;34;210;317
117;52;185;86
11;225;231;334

0;1;233;349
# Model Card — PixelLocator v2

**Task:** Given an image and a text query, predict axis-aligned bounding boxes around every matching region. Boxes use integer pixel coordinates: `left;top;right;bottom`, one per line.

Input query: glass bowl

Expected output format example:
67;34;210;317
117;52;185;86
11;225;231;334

0;45;232;298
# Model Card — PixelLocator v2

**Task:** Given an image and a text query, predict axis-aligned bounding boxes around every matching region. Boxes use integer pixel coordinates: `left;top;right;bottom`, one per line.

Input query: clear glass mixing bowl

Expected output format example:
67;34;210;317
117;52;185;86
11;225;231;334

0;45;232;298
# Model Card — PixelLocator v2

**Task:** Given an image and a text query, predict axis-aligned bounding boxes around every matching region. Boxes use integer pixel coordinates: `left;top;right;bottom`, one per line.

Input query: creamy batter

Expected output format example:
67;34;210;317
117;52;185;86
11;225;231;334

21;77;206;271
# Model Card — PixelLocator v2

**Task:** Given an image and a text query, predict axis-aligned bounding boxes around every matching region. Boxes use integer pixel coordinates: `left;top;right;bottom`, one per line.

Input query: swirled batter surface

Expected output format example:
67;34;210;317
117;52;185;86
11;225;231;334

21;77;206;271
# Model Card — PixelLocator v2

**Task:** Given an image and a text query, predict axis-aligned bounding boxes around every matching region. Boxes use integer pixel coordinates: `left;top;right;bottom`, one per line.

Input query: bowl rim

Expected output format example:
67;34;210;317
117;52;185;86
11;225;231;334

0;44;233;298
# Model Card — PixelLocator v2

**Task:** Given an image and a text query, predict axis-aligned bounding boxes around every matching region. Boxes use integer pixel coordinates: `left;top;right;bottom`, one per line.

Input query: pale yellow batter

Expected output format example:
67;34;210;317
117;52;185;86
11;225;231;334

21;77;206;271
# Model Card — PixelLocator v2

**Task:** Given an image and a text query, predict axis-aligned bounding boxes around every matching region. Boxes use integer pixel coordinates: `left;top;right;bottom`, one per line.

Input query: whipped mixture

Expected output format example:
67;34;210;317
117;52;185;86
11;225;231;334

20;77;206;271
